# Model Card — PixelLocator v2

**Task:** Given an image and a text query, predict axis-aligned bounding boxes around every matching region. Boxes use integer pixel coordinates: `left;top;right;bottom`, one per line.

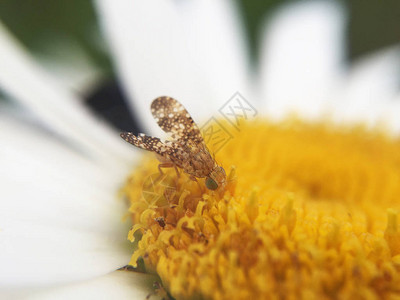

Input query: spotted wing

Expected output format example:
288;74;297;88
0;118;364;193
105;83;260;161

120;132;168;156
151;96;204;144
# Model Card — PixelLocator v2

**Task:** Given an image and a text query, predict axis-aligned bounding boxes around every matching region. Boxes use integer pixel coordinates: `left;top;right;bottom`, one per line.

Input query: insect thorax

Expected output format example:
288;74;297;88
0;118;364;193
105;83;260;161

166;142;215;178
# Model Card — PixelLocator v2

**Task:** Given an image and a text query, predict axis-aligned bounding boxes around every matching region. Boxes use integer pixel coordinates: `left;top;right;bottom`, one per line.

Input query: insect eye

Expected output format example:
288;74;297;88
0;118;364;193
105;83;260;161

205;177;218;190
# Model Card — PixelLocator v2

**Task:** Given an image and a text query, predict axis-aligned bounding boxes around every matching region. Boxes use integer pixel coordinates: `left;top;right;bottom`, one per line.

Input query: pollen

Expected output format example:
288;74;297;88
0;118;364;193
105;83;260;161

122;118;400;299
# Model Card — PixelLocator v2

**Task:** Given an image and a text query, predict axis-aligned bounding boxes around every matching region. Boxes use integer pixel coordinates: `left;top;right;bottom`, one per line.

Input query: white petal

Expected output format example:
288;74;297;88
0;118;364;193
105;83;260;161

35;38;102;94
0;116;132;288
333;46;400;125
0;22;134;170
95;0;252;134
384;98;400;134
259;0;346;119
3;271;160;300
177;0;253;110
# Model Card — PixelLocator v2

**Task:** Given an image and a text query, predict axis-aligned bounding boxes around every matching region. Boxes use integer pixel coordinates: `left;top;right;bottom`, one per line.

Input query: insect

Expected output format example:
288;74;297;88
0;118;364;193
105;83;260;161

120;96;226;190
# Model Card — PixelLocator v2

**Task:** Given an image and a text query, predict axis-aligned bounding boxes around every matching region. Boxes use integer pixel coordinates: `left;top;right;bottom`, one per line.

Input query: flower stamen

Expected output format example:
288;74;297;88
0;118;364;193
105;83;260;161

123;118;400;299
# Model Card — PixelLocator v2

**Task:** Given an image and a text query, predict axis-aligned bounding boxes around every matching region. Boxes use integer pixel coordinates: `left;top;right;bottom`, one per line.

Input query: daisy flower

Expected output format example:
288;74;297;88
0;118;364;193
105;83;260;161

1;0;400;298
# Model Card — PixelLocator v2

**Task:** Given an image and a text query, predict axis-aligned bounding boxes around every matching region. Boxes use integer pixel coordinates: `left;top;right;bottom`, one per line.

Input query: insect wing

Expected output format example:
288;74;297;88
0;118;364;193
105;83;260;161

120;132;167;155
151;97;204;144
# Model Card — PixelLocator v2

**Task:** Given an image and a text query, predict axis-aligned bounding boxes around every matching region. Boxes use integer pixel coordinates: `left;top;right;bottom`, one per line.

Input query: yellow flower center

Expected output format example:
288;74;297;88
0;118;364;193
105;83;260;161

122;118;400;299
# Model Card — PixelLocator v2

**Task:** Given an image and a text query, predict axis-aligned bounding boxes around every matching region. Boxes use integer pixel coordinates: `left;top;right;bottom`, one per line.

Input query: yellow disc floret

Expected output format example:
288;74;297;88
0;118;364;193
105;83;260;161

122;118;400;300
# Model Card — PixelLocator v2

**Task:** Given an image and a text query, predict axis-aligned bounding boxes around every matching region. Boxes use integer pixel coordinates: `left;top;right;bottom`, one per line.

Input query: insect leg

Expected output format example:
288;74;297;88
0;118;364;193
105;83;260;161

189;175;204;193
157;162;174;175
172;164;180;178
